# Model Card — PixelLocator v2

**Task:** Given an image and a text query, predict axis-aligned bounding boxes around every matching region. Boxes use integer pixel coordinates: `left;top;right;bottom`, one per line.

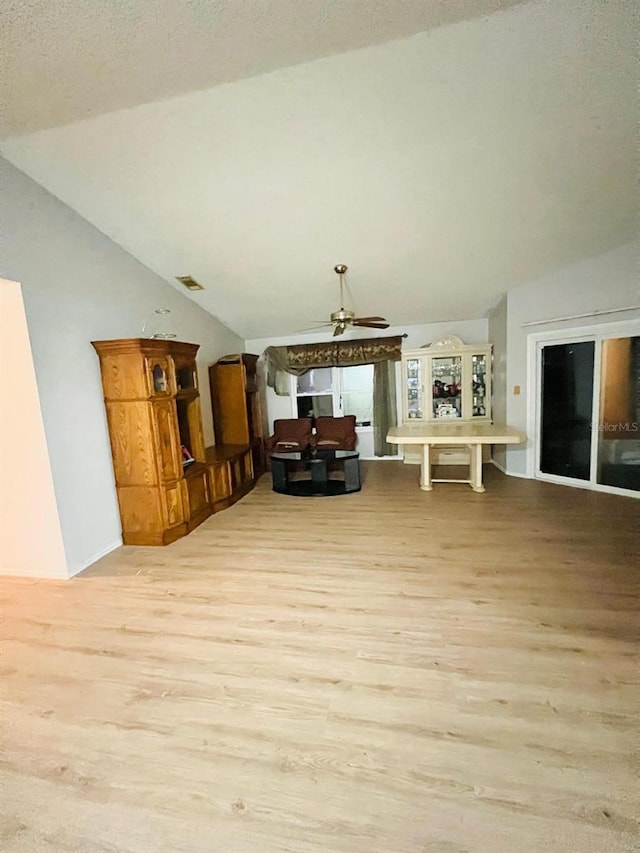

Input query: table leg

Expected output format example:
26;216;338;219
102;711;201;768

470;443;485;493
310;459;328;494
420;443;433;491
343;455;361;492
271;458;288;493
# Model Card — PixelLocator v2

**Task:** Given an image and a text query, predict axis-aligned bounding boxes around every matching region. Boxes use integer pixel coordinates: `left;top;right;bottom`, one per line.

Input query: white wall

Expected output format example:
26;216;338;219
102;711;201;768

0;278;68;578
246;318;488;457
488;294;508;469
504;242;640;477
0;158;244;576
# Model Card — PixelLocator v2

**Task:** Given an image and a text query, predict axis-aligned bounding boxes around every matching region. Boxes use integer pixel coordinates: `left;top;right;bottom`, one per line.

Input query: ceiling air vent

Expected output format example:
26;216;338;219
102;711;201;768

176;275;205;291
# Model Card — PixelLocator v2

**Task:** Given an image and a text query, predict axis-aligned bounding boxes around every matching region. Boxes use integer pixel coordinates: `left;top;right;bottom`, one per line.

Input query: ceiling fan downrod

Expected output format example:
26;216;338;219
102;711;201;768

334;264;348;310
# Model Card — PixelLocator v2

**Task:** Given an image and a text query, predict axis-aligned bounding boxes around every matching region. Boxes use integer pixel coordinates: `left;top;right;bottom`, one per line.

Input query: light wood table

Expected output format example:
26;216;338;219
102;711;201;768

387;422;525;492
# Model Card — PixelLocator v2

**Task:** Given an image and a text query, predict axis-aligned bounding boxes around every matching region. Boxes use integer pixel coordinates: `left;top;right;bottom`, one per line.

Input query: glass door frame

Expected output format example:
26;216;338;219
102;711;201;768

527;319;639;497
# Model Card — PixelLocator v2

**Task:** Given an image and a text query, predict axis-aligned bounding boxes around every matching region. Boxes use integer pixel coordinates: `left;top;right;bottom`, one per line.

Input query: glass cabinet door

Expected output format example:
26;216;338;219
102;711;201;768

406;357;423;419
401;342;492;425
471;353;488;417
431;356;462;419
146;356;174;397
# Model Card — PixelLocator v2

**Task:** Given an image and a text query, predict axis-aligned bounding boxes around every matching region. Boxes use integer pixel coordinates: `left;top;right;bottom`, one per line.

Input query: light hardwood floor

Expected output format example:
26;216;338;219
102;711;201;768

1;463;639;853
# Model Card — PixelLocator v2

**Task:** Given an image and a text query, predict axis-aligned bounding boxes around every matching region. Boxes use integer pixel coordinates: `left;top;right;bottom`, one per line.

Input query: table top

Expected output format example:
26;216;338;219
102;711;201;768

386;422;525;445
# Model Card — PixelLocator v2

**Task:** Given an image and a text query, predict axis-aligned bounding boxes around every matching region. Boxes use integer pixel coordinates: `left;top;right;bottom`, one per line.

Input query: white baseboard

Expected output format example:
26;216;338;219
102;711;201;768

492;458;638;497
490;458;530;479
0;565;69;579
69;538;123;578
535;472;640;498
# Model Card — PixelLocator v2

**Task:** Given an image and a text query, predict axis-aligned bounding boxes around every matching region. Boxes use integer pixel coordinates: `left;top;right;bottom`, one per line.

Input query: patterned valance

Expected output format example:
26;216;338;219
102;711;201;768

265;335;404;394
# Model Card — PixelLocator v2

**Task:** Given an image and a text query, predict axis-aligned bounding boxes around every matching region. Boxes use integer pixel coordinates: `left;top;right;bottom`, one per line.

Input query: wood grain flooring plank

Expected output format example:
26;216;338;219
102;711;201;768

1;463;638;852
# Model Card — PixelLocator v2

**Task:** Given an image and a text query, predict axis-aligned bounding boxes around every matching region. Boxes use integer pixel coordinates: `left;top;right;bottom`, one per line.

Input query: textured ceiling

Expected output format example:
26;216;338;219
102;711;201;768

0;0;527;136
1;0;637;340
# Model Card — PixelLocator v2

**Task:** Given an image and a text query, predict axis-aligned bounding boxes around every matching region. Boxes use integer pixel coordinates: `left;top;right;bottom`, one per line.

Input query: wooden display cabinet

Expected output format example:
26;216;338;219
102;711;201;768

92;338;212;545
401;335;493;466
209;353;266;479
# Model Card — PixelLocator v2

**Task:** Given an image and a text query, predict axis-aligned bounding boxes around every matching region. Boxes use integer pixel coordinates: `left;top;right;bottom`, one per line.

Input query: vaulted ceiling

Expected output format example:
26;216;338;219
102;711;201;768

1;0;636;339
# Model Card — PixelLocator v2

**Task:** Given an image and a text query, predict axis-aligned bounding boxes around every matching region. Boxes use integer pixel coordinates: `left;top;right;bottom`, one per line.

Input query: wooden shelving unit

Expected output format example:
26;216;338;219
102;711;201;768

92;338;212;545
208;352;266;489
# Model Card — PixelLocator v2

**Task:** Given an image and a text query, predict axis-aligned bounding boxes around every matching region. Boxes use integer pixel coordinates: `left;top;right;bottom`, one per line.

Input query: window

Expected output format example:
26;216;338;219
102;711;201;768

295;368;335;418
296;368;333;395
341;365;373;425
294;365;374;426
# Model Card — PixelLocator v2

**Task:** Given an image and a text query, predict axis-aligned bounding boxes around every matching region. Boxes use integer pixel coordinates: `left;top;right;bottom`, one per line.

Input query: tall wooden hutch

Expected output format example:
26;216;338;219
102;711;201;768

209;353;266;479
92;338;212;545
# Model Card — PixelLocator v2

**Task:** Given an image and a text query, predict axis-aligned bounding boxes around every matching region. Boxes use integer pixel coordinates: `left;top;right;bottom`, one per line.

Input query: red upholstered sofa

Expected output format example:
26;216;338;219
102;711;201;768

267;416;357;453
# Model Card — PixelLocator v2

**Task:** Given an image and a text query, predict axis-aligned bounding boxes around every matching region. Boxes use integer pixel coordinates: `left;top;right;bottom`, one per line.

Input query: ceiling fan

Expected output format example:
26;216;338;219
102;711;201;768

315;264;390;337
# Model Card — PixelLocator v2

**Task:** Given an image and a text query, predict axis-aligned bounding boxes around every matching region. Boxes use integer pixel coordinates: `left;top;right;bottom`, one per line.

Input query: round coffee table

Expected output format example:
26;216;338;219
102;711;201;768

269;449;361;496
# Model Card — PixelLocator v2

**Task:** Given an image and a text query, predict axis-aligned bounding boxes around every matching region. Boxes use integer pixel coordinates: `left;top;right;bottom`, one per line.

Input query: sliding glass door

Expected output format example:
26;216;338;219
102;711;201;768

536;329;639;494
540;342;595;480
596;336;640;491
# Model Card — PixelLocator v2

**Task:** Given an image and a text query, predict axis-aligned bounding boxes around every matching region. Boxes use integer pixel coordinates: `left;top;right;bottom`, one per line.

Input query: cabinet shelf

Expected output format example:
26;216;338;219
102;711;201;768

183;461;207;477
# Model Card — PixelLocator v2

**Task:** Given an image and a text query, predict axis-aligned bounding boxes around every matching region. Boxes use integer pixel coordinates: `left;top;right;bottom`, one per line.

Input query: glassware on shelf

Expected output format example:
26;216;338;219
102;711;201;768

402;339;492;424
471;353;487;416
432;356;462;417
406;358;423;419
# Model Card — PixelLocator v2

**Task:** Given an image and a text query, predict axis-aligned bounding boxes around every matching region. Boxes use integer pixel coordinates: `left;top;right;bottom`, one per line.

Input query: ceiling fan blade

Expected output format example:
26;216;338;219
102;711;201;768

294;322;334;332
352;316;387;323
353;320;390;329
333;323;346;337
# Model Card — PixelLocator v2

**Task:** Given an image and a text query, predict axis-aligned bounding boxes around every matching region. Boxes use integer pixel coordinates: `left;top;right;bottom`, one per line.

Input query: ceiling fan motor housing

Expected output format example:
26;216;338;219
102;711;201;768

331;308;356;323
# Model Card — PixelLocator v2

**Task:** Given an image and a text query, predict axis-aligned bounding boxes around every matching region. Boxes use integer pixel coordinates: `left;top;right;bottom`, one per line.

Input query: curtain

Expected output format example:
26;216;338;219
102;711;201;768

373;359;398;457
265;346;296;396
264;336;404;394
264;335;403;457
